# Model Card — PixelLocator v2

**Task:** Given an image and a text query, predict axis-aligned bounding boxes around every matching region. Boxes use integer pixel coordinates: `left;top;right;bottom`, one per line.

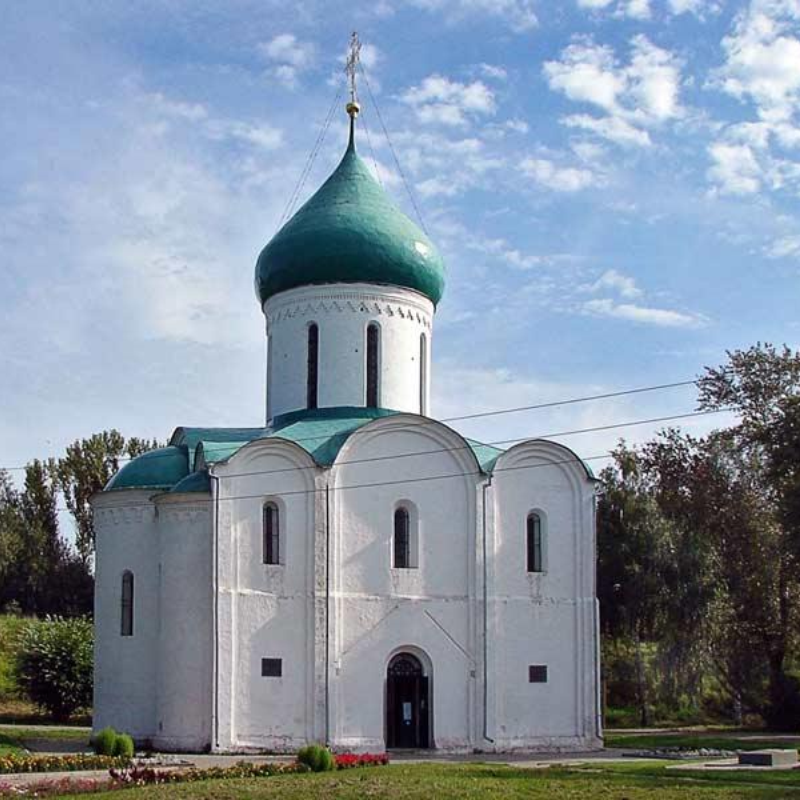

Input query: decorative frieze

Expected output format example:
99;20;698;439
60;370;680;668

94;506;149;527
265;291;432;331
158;505;210;525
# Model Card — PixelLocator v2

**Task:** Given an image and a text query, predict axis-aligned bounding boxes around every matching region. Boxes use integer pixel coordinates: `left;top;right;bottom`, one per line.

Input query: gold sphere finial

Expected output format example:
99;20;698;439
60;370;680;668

346;100;361;119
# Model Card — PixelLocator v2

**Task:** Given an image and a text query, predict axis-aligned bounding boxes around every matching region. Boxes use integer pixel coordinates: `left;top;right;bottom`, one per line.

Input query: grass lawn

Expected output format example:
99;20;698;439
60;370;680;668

52;762;800;800
0;724;90;758
0;732;25;757
606;732;800;752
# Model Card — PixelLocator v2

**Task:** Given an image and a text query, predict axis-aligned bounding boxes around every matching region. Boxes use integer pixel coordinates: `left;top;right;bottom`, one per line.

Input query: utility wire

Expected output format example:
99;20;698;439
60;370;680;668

56;450;616;513
359;63;429;236
1;378;704;472
18;408;731;500
360;108;384;189
209;407;729;483
277;84;343;230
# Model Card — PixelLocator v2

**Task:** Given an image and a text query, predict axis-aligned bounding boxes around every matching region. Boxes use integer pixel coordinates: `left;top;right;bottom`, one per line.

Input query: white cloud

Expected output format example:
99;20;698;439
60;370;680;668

140;91;283;152
258;33;315;88
146;92;208;121
712;0;800;123
563;113;652;147
417;177;462;197
707;141;763;194
520;157;598;191
621;0;652;19
579;0;718;17
388;130;505;198
583;298;704;327
588;269;643;298
259;33;314;68
205;120;283;150
764;234;800;258
577;0;651;18
479;63;508;81
668;0;719;14
503;118;530;134
705;1;800;196
706;119;800;196
402;0;538;31
544;35;683;147
400;74;496;127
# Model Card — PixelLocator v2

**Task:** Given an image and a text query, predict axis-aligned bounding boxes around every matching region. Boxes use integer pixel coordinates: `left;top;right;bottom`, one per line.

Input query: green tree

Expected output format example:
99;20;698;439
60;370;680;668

56;431;161;563
0;470;25;612
697;343;800;728
598;444;678;724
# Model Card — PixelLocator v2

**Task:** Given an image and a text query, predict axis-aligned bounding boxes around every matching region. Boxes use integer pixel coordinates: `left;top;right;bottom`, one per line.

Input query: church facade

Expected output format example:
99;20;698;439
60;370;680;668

92;104;602;753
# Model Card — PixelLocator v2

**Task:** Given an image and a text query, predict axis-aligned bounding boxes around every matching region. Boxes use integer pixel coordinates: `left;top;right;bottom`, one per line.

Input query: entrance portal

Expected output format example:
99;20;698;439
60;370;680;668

386;653;430;749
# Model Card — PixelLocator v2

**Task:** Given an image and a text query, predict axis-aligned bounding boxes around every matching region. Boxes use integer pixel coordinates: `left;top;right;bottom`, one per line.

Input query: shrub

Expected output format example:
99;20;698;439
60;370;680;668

93;728;118;756
297;744;335;772
113;734;134;759
15;616;93;721
0;615;32;701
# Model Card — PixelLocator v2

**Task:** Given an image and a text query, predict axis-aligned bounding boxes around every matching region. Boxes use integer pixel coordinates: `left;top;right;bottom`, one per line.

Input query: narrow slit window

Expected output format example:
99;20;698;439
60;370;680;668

527;513;543;573
307;323;319;410
419;333;427;415
121;571;134;636
394;507;411;569
366;323;379;408
263;503;280;565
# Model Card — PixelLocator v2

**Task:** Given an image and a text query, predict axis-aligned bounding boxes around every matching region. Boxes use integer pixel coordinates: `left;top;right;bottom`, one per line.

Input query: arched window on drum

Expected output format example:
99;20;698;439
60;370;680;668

366;323;380;408
307;323;319;410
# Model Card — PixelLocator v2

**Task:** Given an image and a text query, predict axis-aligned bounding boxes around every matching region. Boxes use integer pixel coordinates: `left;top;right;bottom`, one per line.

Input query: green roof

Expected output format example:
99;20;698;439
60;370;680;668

255;125;446;307
104;446;189;491
169;470;211;494
105;408;508;494
192;407;500;471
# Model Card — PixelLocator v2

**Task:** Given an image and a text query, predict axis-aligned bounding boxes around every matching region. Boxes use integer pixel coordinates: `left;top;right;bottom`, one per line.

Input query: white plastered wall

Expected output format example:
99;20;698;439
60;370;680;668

328;415;481;752
489;441;602;750
263;283;433;422
211;440;320;752
92;491;159;742
153;493;214;752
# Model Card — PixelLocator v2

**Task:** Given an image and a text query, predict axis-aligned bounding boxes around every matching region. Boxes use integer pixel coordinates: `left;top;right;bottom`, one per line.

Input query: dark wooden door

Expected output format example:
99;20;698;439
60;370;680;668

386;655;429;749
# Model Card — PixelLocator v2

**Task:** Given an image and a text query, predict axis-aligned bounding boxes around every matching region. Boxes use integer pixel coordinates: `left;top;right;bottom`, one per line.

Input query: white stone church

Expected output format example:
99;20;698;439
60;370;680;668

92;97;602;753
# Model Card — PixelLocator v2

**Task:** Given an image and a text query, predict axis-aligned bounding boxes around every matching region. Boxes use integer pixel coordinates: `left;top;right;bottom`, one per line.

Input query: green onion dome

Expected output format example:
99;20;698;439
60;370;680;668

255;123;445;307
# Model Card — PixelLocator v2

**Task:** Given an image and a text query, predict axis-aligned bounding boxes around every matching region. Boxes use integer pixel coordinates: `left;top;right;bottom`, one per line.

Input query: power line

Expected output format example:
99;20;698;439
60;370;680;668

360;107;384;189
56;449;616;513
277;84;343;231
1;378;706;472
359;63;429;236
197;407;730;483
40;406;731;512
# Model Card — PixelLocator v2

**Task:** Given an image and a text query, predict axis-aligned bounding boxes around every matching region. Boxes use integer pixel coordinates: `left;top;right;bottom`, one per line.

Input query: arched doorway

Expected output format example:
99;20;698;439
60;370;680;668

386;653;430;749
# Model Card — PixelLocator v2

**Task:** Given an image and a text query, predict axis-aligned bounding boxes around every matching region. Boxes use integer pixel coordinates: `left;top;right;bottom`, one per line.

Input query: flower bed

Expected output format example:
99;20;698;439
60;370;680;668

0;753;130;775
0;751;389;796
335;753;389;769
109;761;302;786
0;776;110;797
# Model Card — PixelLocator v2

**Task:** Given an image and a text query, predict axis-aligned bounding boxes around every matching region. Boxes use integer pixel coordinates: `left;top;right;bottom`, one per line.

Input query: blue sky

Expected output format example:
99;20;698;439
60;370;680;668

2;0;798;487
